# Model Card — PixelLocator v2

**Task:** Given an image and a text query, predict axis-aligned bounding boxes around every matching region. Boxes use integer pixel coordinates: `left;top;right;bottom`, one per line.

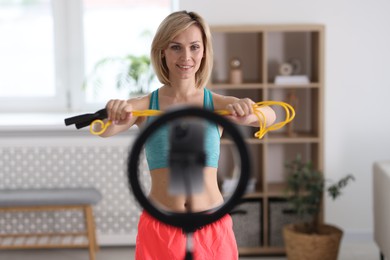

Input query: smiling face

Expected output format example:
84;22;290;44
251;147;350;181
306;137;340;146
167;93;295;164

162;25;204;83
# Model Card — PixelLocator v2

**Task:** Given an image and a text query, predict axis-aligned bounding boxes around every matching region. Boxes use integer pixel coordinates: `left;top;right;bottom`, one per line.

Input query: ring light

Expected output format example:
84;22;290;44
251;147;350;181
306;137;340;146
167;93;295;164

128;106;250;233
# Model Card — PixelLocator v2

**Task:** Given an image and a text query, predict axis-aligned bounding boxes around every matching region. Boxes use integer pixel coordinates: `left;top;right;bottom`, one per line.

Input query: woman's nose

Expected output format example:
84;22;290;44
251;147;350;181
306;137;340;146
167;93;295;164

181;48;191;61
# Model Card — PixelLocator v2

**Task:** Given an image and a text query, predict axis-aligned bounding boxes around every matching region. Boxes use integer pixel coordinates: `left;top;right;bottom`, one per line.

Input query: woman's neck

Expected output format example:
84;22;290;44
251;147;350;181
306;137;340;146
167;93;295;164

165;78;199;99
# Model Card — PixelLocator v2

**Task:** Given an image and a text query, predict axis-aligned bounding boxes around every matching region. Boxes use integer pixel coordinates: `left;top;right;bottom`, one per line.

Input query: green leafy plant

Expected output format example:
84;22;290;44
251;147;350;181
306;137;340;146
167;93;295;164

284;154;355;234
83;30;155;96
83;54;155;96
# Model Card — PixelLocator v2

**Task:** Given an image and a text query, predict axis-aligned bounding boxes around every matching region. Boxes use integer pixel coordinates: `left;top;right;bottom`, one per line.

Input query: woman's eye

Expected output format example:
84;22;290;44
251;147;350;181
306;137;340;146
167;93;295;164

191;45;200;51
171;45;181;51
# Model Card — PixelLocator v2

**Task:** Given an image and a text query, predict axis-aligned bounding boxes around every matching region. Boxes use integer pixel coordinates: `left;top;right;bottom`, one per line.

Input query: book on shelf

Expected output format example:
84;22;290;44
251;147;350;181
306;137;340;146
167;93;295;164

274;75;309;85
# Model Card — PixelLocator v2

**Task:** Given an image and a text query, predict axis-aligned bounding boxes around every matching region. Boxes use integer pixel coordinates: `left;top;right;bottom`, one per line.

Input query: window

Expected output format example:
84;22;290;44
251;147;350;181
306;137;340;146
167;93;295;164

0;0;63;112
82;0;171;107
0;0;172;113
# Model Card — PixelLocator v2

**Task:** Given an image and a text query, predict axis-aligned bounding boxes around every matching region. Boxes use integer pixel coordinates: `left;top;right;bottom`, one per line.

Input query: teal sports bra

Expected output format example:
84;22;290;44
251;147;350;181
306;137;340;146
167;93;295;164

144;88;220;170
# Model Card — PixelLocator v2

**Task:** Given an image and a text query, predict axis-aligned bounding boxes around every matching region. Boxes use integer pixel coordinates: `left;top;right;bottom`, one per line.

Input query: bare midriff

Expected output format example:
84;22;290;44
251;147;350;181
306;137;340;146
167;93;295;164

148;167;224;213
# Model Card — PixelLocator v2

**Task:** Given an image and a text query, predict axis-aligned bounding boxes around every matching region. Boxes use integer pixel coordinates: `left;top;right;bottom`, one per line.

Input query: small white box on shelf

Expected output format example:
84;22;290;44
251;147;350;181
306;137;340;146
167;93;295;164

274;75;309;85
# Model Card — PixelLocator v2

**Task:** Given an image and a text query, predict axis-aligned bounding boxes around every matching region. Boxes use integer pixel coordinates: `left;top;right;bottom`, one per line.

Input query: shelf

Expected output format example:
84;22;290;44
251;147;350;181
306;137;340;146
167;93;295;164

243;191;263;199
221;138;265;145
267;182;288;198
267;182;311;199
266;133;320;143
209;83;263;90
212;24;324;33
267;83;320;89
239;246;285;256
211;23;324;257
224;191;263;200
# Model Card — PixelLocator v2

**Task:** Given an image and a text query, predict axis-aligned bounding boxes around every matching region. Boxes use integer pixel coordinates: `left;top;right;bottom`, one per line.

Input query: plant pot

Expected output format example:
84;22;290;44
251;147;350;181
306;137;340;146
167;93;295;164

283;223;343;260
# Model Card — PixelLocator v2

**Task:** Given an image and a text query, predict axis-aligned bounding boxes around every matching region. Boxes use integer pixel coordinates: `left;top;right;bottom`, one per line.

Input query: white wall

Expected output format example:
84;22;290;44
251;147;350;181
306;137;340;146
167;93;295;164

179;0;390;239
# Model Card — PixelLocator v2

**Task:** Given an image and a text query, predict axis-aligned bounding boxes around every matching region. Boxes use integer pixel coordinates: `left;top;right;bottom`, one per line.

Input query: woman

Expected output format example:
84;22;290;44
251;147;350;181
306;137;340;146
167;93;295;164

99;10;276;260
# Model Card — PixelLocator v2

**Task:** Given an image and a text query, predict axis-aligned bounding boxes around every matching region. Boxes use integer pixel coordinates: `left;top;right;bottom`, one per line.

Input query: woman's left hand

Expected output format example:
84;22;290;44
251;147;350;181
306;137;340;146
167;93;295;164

225;98;255;117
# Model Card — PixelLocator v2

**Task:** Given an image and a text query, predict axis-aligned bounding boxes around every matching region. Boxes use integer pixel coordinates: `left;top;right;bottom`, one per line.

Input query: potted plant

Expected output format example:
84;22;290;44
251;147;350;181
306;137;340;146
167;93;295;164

83;54;155;96
283;154;355;260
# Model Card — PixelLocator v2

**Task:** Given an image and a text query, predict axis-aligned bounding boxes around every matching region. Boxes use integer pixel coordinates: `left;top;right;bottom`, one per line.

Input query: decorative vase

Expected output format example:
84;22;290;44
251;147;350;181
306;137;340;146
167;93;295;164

229;58;242;84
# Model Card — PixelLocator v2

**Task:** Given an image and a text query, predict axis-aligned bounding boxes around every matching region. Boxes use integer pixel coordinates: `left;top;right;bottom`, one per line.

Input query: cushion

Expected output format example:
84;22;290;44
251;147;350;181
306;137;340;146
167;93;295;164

0;188;102;207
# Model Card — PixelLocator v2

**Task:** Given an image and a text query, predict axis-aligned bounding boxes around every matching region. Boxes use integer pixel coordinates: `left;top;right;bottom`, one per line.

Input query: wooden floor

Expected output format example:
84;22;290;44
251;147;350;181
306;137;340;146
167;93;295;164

0;239;380;260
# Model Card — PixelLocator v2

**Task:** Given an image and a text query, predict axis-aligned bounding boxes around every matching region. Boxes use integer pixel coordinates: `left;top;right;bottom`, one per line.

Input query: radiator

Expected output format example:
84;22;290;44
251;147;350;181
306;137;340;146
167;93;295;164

0;128;149;245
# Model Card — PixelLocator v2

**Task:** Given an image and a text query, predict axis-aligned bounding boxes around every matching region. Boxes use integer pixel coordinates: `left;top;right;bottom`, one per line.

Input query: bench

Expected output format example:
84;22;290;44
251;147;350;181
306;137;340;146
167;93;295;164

0;188;102;260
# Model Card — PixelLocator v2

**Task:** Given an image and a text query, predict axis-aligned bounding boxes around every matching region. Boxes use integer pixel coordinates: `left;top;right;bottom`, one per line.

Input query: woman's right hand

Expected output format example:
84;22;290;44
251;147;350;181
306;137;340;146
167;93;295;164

99;94;149;137
106;99;133;125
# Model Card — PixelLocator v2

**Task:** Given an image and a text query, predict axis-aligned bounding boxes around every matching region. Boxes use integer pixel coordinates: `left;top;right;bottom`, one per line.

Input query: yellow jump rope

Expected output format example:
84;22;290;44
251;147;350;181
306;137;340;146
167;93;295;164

90;101;295;139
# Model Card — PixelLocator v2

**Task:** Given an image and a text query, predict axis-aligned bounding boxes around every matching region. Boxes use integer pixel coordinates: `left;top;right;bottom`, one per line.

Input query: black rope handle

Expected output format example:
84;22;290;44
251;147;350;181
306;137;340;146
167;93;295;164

64;109;107;129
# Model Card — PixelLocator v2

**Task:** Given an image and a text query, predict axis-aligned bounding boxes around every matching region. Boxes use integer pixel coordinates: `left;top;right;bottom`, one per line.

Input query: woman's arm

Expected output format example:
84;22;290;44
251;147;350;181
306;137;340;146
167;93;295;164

212;92;276;127
97;94;150;137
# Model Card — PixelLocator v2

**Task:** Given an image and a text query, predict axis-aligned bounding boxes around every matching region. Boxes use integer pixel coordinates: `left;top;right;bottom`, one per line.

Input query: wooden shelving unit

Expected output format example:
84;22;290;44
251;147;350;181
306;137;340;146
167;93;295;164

210;24;324;256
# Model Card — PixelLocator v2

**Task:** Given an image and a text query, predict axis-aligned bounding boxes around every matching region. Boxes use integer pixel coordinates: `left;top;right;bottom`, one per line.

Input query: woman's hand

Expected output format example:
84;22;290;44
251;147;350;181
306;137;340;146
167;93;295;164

225;98;255;117
106;99;133;125
225;98;276;127
224;98;257;126
98;95;149;137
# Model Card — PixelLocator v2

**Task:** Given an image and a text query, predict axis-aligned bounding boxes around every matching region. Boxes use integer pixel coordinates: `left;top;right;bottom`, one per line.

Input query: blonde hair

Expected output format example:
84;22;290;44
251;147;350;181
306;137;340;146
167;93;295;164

151;10;213;89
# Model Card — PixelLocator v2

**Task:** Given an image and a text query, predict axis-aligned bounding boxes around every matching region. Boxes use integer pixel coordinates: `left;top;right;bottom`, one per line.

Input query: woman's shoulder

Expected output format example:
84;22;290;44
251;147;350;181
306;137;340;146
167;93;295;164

208;89;239;110
127;92;153;111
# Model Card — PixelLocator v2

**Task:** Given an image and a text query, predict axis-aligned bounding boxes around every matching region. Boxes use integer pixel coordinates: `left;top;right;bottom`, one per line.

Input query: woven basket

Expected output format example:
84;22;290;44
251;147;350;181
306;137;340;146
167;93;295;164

283;223;343;260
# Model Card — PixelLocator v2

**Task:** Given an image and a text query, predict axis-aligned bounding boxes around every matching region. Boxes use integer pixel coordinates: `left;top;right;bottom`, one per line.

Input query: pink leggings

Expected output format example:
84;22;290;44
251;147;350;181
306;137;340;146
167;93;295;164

135;211;238;260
